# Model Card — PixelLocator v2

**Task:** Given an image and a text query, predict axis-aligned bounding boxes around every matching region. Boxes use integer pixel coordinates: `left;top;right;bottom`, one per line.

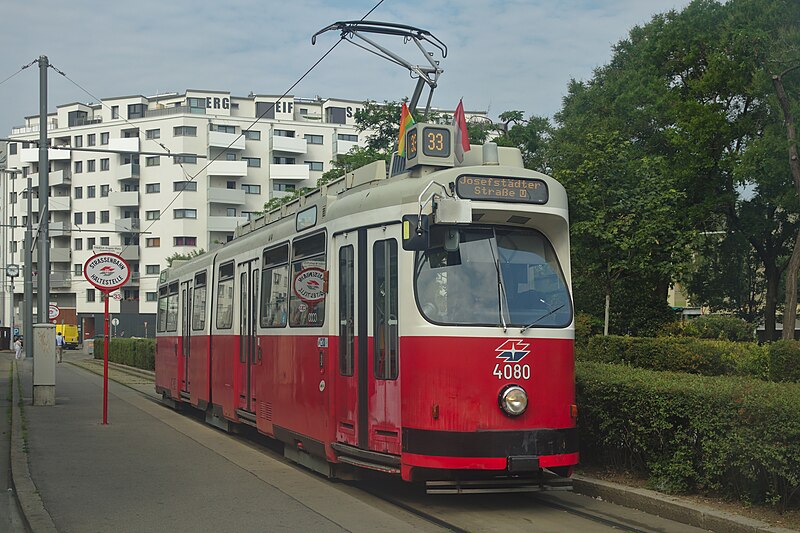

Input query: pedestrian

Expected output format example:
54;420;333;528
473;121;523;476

56;331;65;363
13;337;22;360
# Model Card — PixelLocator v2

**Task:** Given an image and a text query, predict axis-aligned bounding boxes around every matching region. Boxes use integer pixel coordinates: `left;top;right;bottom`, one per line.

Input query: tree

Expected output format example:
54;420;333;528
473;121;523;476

166;249;205;267
493;111;552;173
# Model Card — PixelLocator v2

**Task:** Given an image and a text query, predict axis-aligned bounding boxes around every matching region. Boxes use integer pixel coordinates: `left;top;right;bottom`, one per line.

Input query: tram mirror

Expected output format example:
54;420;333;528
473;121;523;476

402;214;429;251
443;228;460;253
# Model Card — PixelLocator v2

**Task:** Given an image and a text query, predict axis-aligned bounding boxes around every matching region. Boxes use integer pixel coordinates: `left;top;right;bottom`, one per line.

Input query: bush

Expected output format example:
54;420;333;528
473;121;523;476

577;361;800;510
675;315;755;342
768;340;800;383
94;338;155;371
580;335;767;377
575;312;603;347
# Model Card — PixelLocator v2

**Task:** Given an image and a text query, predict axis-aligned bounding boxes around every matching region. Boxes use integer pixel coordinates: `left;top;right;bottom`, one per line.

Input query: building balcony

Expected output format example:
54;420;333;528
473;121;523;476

109;191;139;207
109;137;140;153
50;220;72;237
115;218;141;233
270;164;309;181
120;247;139;261
272;135;307;154
207;188;246;205
126;272;141;285
33;271;71;289
50;247;71;263
207;160;248;177
207;215;248;233
20;147;71;163
117;162;140;181
49;196;71;212
29;169;70;188
335;139;358;155
209;131;245;150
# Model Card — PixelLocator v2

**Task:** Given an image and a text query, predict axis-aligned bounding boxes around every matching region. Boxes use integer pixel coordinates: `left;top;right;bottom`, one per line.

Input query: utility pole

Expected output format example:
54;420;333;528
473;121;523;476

24;171;33;359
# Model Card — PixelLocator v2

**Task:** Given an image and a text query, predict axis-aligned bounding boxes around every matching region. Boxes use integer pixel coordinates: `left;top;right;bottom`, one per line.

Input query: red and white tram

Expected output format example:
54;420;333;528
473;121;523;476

156;123;578;491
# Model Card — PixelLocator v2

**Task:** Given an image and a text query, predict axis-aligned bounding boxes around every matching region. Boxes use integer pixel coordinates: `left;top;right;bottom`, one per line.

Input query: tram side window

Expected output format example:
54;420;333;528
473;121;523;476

165;282;179;332
216;262;235;329
192;271;207;331
289;232;326;327
339;245;355;376
260;244;289;328
373;239;398;380
157;286;169;332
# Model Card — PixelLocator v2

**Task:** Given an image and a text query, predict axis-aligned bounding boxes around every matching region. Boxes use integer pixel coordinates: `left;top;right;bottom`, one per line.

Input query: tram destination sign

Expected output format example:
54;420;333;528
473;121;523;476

455;175;548;204
84;252;131;292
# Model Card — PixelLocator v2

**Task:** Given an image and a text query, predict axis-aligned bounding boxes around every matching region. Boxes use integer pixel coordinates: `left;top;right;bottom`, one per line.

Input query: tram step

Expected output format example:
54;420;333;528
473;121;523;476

425;477;573;495
336;455;401;475
234;408;257;427
179;391;190;400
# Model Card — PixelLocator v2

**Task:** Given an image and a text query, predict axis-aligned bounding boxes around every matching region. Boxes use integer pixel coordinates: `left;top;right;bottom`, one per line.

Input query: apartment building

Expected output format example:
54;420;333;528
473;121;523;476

3;89;369;339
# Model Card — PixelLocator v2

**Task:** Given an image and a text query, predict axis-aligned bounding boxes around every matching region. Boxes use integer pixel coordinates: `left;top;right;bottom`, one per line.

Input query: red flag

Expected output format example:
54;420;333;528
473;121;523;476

454;99;470;163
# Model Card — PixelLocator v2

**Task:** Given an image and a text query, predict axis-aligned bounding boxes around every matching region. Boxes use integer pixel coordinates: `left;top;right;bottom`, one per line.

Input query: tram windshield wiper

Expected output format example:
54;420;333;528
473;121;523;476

520;304;566;334
488;230;507;333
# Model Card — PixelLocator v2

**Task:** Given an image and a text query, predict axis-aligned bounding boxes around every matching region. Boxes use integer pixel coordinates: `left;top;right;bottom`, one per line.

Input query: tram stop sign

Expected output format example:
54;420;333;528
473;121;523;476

83;253;131;292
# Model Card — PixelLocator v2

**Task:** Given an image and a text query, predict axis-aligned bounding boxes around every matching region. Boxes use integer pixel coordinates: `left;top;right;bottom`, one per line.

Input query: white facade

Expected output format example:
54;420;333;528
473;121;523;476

3;90;369;330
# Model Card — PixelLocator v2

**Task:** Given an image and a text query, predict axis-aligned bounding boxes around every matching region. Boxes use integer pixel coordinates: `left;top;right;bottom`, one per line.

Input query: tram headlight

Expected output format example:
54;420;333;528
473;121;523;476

499;385;528;416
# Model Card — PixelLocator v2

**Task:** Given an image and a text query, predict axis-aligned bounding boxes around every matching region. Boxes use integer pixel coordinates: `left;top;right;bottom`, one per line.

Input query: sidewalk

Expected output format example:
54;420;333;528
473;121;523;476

7;349;798;533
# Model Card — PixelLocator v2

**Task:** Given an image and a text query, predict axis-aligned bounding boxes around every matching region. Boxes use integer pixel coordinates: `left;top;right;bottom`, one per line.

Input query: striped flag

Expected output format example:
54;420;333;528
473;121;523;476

454;99;470;163
397;102;416;156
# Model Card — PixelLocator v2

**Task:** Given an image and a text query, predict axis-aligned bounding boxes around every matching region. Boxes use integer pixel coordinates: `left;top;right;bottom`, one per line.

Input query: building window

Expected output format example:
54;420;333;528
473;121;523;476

146;264;160;275
87;289;95;302
74;187;82;199
87;134;96;146
174;236;197;246
128;104;145;119
87;237;95;248
9;143;17;155
111;106;119;119
145;129;160;139
187;98;205;111
74;264;83;276
123;236;139;246
242;211;258;221
145;156;160;167
306;161;323;171
274;129;295;137
212;124;235;133
100;132;109;145
100;158;109;171
304;134;323;145
173;155;197;164
145;210;160;220
145;183;160;194
74;135;83;148
226;180;236;189
226;207;236;217
244;130;260;140
9;192;16;203
338;134;358;142
174;126;197;137
273;183;296;192
87;160;96;172
242;157;261;167
87;212;96;224
273;156;295;164
241;184;261;194
101;237;110;245
146;238;161;247
74;212;83;225
100;184;109;197
174;181;197;192
87;186;96;198
100;210;110;223
174;209;197;219
74;238;82;250
146;292;158;302
74;161;82;173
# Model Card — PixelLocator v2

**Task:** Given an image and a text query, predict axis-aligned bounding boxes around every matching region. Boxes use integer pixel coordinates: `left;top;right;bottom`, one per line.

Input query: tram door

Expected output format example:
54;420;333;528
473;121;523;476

180;280;193;395
335;228;401;454
237;260;260;413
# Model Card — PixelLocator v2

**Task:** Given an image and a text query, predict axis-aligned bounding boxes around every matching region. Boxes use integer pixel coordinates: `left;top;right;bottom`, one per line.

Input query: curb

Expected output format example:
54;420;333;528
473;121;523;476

572;475;798;533
11;360;58;533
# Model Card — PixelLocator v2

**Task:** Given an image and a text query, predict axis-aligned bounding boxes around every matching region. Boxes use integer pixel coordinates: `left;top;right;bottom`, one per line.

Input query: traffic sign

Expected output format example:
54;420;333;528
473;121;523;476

48;304;60;320
111;318;120;326
84;253;131;292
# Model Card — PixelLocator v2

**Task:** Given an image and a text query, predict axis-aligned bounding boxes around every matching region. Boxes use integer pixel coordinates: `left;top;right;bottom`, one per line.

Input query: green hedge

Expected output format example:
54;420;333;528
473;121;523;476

578;335;769;378
576;361;800;510
93;338;155;371
660;315;755;342
768;340;800;383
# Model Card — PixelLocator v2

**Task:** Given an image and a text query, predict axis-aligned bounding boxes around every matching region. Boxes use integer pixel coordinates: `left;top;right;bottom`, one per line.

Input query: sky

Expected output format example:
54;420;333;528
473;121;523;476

0;0;691;137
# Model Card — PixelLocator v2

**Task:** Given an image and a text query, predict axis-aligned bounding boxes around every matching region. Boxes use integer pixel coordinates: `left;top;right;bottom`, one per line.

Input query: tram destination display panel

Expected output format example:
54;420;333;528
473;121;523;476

455;175;549;204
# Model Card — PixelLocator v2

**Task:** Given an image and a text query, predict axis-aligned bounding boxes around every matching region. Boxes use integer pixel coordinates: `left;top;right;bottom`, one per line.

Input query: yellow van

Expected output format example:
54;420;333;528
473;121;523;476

55;324;80;349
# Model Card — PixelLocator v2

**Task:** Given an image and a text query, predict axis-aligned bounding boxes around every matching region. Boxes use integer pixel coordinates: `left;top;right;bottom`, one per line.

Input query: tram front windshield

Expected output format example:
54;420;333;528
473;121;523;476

414;226;572;328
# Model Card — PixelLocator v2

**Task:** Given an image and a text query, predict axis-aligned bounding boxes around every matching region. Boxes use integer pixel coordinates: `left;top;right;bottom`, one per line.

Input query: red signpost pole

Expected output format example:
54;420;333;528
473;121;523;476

103;290;110;425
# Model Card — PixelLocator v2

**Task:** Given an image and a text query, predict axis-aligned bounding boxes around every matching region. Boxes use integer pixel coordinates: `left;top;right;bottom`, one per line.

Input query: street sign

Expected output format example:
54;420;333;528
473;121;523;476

92;245;123;255
111;318;120;326
48;304;60;320
111;292;123;300
84;253;131;292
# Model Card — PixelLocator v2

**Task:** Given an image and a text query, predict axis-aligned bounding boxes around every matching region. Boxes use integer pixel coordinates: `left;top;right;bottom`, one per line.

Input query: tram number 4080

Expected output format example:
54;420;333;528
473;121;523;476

493;363;531;380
